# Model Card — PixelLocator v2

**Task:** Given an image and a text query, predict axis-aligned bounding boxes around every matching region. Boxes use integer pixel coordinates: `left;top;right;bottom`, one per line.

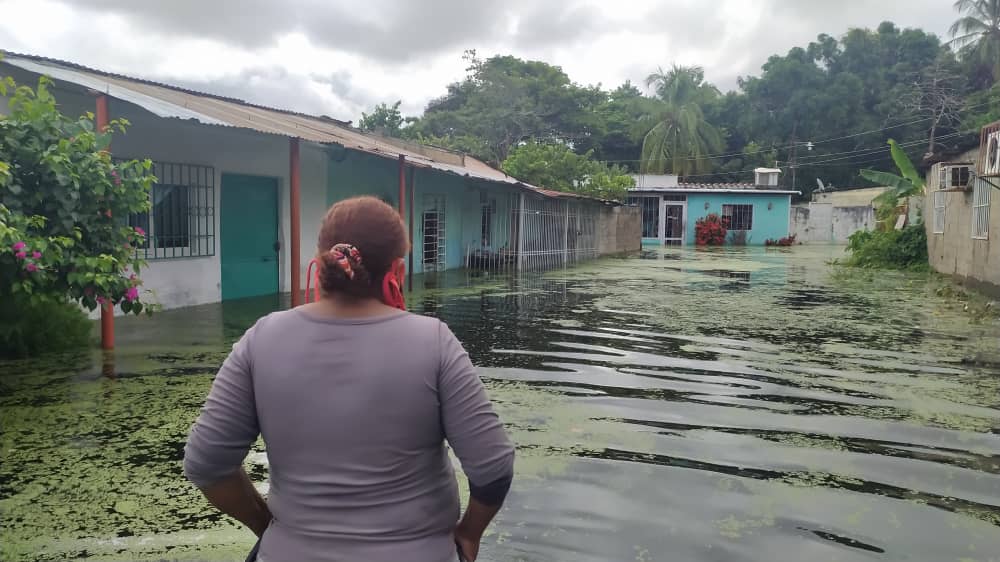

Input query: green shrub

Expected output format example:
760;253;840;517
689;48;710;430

0;298;92;358
842;224;929;270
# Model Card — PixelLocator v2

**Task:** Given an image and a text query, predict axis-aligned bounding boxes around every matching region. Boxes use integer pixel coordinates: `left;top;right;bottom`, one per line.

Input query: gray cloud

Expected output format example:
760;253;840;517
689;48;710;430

8;0;959;118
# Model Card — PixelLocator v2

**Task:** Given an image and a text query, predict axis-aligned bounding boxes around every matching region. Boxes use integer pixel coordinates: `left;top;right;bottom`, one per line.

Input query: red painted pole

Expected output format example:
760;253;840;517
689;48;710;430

96;94;114;350
397;154;406;219
408;169;414;292
290;137;302;307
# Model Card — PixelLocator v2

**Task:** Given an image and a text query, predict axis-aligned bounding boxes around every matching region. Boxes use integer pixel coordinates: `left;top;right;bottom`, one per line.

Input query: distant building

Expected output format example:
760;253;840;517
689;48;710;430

923;121;999;296
627;168;798;245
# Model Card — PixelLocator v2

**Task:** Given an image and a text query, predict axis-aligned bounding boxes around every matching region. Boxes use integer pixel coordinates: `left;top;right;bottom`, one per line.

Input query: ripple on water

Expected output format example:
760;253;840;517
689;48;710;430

1;246;999;561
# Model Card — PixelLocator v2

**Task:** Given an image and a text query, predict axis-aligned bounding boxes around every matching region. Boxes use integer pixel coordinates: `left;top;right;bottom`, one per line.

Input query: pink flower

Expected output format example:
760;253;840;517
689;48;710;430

32;251;41;259
134;226;145;237
11;241;25;251
97;296;107;305
125;286;139;302
25;263;37;272
15;251;26;260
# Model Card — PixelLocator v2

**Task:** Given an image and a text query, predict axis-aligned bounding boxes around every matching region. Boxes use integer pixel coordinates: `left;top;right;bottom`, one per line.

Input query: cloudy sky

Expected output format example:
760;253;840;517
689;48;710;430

0;0;955;124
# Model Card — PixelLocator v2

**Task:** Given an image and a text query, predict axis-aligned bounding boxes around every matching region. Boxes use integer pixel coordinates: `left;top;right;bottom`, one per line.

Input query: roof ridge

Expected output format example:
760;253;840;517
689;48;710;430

0;50;351;126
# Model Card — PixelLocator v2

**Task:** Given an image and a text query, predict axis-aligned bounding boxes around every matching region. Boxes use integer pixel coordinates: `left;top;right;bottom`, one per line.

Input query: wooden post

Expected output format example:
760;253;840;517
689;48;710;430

96;94;114;350
290;138;302;307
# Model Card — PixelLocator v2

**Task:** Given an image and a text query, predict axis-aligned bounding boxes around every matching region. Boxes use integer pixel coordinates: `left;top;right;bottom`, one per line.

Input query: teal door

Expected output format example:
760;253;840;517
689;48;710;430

221;174;279;300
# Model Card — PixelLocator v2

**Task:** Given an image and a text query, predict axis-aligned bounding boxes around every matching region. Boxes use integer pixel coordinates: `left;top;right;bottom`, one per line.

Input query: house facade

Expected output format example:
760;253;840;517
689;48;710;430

1;54;639;322
627;169;798;246
923;122;1000;296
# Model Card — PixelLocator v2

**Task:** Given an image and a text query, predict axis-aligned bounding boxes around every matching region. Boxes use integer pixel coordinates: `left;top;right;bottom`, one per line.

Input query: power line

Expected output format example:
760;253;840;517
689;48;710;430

596;98;994;165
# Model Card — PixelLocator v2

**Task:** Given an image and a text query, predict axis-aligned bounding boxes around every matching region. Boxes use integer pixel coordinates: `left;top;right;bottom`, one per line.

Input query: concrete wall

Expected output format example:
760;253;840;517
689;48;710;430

685;193;791;245
813;187;888;207
924;170;1000;296
791;203;875;243
596;205;641;255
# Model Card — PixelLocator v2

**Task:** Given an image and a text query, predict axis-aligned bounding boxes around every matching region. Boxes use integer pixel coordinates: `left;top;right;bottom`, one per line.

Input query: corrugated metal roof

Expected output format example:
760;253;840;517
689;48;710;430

1;53;610;202
631;184;800;195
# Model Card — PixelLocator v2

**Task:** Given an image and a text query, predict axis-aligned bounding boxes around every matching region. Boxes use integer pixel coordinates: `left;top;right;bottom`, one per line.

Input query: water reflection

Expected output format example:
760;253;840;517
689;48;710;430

1;246;998;562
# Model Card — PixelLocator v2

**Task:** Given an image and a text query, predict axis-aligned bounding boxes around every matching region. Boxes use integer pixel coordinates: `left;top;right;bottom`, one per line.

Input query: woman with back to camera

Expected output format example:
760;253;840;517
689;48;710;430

183;196;515;562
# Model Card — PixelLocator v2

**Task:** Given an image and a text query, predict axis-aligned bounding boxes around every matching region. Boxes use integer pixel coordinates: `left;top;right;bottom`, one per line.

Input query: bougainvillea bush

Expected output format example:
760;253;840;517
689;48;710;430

694;213;728;246
1;75;156;327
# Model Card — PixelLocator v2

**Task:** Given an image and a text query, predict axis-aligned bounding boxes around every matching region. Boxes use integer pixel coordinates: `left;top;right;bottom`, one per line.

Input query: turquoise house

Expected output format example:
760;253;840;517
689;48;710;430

627;170;799;246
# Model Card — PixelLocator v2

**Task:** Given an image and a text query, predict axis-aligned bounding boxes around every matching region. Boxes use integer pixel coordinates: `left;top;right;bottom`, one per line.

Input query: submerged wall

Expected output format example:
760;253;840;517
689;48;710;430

924;174;1000;297
596;206;641;255
791;203;875;243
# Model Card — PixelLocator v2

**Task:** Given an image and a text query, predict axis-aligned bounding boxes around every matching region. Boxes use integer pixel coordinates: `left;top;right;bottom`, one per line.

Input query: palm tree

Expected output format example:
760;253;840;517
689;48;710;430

949;0;1000;83
640;65;724;176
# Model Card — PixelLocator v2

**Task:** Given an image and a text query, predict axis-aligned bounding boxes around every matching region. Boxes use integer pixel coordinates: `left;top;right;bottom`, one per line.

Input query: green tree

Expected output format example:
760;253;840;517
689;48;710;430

860;139;926;227
501;141;634;201
1;75;156;316
640;65;724;176
357;100;406;137
412;51;605;165
949;0;1000;84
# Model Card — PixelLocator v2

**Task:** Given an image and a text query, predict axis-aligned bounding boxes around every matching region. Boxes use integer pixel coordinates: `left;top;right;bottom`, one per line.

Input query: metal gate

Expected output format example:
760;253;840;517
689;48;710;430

422;195;446;271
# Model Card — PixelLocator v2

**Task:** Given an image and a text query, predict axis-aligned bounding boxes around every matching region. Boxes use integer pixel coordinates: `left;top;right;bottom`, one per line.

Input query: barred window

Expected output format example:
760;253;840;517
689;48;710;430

629;197;660;238
933;191;946;234
130;162;215;259
972;179;991;240
938;164;971;190
722;204;753;230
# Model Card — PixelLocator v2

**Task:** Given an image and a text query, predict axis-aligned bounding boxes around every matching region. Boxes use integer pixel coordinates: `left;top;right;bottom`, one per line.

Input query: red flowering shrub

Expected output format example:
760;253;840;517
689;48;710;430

695;214;728;245
765;234;797;247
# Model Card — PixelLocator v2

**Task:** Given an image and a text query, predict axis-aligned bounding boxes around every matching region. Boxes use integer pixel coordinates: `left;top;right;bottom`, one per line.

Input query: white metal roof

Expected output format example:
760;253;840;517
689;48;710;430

630;186;800;195
2;53;606;202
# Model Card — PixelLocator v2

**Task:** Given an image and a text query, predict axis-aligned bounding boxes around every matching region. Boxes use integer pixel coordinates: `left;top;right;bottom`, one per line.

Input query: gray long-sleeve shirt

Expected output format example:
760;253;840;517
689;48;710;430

183;308;515;562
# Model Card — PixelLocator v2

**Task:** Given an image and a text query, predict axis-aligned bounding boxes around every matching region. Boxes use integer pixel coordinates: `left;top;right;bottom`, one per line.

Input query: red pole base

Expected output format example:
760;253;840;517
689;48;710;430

101;302;114;350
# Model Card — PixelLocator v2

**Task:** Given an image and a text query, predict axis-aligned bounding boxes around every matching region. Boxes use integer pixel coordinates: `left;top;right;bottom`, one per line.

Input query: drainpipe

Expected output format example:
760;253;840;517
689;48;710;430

96;94;114;350
408;168;415;291
290;138;302;307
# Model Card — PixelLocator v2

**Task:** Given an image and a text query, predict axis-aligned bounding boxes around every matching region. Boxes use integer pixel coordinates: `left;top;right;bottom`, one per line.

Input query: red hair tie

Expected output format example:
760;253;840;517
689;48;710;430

329;243;361;280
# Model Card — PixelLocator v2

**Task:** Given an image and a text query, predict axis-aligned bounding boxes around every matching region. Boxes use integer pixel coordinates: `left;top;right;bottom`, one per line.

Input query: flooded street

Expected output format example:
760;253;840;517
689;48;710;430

2;246;999;562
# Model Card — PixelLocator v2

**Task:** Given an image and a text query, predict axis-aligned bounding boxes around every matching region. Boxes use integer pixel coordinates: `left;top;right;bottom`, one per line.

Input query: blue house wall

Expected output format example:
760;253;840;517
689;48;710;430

327;150;520;274
684;193;792;245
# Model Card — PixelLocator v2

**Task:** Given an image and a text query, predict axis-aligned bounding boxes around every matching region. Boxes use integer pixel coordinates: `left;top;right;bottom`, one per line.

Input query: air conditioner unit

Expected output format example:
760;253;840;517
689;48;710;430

979;122;1000;177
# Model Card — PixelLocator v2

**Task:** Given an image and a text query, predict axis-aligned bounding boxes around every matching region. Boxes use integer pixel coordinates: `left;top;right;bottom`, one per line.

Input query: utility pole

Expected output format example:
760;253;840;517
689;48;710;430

790;121;798;192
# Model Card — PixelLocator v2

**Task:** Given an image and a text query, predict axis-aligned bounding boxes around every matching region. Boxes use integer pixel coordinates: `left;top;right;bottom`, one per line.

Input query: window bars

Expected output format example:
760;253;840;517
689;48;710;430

465;192;599;272
128;161;215;260
972;178;991;240
422;195;447;271
627;196;660;238
933;191;946;234
722;204;754;230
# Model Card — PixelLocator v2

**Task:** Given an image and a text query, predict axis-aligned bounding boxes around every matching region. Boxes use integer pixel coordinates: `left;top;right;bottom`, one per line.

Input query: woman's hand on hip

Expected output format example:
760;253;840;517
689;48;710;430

454;525;480;561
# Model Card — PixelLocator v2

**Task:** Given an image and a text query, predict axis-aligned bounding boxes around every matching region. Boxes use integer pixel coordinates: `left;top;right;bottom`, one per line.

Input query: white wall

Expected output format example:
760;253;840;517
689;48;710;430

791;203;875;243
6;78;329;313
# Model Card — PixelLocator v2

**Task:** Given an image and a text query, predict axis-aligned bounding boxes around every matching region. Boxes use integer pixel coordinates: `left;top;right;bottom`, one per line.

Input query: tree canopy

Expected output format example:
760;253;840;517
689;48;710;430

501;142;634;201
359;5;1000;200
